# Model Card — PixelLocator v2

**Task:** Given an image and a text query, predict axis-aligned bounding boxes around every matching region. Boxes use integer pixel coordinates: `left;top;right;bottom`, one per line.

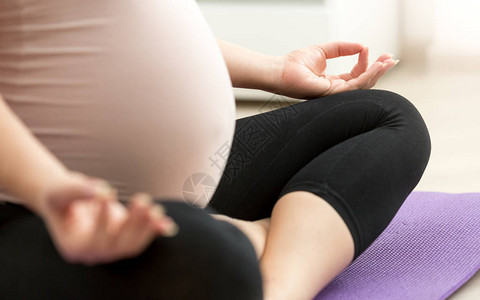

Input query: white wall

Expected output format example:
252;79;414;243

431;0;480;53
325;0;400;58
401;0;435;47
198;2;332;55
401;0;480;70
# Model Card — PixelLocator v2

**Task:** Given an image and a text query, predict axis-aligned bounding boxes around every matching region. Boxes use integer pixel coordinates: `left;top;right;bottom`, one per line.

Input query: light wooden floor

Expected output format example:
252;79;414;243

235;63;480;299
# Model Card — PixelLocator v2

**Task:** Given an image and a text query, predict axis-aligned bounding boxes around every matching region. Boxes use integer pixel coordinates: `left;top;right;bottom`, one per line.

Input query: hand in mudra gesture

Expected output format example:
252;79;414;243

34;172;178;266
275;41;398;99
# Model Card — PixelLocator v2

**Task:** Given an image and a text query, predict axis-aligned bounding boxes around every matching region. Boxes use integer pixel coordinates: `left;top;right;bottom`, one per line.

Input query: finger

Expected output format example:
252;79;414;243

328;62;384;95
363;59;398;89
89;199;113;251
375;53;394;64
125;209;162;254
149;206;179;237
53;200;110;266
113;194;155;256
316;41;365;59
118;201;175;258
47;176;97;212
351;46;369;77
122;224;156;259
69;176;117;203
339;51;392;81
347;61;384;89
122;204;178;259
91;179;117;201
338;47;369;81
75;201;128;265
69;171;89;181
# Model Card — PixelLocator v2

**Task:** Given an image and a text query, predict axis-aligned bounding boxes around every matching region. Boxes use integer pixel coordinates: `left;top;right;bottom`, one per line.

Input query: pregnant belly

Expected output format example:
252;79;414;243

0;0;235;206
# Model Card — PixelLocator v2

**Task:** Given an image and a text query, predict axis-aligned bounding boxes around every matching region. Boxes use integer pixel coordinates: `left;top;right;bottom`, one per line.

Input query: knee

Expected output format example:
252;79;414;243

144;202;263;300
200;223;264;300
365;89;421;119
368;89;431;163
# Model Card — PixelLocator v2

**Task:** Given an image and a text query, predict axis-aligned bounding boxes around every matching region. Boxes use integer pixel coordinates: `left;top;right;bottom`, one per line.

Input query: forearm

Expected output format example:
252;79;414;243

0;94;67;209
217;39;283;93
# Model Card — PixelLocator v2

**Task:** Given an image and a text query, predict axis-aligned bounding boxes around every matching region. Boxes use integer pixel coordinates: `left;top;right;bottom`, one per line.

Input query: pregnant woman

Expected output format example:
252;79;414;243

0;1;431;299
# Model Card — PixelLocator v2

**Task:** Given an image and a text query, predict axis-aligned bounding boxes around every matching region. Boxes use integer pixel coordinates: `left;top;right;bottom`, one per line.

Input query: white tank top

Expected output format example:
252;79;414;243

0;0;236;206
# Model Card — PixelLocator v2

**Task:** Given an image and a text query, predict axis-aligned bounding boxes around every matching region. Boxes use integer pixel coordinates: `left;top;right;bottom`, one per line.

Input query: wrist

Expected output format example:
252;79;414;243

267;55;286;94
219;40;286;93
237;54;285;94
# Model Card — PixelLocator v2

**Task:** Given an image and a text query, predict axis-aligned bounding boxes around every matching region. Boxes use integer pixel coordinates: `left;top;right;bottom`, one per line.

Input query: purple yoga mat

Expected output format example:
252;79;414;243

315;191;480;300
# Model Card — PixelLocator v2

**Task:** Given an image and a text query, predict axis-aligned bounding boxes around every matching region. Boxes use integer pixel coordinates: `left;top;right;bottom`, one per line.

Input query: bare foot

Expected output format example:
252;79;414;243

212;214;270;259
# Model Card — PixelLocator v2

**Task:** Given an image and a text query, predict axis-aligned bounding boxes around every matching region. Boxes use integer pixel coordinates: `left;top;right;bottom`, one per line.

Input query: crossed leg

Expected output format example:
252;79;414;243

209;89;431;299
214;191;354;300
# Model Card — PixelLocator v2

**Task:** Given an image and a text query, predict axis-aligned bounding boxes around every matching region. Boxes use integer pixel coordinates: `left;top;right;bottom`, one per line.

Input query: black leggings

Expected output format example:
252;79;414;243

0;201;262;300
0;89;431;299
210;89;431;259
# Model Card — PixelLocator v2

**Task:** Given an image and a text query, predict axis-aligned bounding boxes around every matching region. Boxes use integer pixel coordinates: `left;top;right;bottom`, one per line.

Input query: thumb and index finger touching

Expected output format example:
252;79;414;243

316;41;372;80
46;173;115;213
317;41;397;76
313;41;399;94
